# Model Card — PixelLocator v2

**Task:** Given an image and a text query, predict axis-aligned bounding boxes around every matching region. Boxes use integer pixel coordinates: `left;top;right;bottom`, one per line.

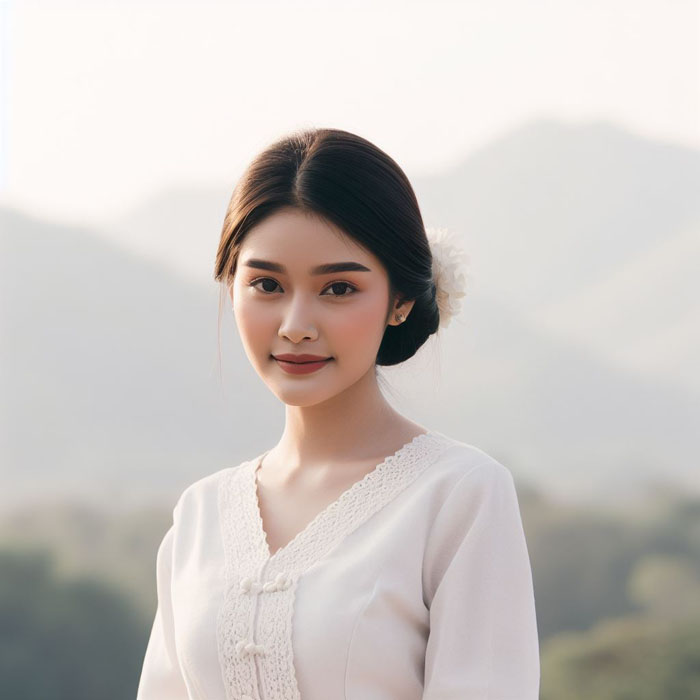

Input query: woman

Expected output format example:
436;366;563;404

136;127;540;699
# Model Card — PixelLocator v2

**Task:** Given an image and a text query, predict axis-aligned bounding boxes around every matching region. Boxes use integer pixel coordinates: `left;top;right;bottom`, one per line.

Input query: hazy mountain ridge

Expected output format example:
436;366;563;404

2;119;698;508
531;222;699;389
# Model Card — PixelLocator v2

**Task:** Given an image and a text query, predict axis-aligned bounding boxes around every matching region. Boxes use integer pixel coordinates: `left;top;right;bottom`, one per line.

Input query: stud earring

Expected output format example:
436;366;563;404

394;313;404;323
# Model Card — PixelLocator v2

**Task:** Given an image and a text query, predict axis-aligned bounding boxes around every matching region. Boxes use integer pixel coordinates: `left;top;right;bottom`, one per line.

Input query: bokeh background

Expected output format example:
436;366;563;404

1;1;699;698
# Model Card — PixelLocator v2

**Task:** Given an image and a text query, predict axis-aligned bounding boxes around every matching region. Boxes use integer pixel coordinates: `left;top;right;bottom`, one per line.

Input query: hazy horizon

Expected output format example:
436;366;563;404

0;0;697;229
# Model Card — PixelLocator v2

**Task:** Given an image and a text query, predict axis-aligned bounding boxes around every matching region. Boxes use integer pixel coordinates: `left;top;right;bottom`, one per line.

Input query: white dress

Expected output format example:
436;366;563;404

136;429;540;700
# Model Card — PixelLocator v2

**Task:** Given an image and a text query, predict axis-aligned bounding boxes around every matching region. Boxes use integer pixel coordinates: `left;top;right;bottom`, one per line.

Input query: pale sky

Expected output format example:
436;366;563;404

1;0;698;225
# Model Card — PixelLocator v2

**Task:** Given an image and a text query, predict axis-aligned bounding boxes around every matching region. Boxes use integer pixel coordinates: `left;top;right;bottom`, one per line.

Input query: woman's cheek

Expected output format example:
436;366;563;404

234;298;273;351
335;296;387;344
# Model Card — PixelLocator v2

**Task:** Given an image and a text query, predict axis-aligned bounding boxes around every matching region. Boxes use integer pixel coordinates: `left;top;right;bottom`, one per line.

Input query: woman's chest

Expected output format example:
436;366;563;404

254;463;382;557
171;434;456;699
172;507;431;700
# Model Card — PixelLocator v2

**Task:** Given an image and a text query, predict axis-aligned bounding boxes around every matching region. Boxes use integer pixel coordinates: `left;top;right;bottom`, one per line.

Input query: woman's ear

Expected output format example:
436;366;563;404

388;298;415;326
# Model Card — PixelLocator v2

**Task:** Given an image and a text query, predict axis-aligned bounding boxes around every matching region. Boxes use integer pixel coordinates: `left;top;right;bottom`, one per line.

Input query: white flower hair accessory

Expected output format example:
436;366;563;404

425;226;469;329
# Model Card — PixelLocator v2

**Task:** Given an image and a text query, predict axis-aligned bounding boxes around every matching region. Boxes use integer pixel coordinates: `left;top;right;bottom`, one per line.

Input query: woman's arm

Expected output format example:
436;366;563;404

136;505;190;699
422;460;540;699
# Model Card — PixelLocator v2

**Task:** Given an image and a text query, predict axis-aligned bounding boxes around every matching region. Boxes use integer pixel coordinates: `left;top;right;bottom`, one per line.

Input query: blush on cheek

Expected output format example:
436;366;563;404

233;305;272;351
336;301;386;342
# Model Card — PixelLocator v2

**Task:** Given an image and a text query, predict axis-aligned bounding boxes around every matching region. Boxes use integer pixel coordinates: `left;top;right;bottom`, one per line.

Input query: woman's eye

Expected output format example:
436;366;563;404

248;278;357;297
322;282;357;297
249;278;281;294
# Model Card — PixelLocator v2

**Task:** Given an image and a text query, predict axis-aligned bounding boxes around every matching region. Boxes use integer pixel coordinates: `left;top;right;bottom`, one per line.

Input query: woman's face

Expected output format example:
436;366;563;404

229;207;413;407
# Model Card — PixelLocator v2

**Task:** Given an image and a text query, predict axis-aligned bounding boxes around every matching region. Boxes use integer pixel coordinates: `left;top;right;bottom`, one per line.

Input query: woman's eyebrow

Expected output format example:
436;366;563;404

242;259;371;275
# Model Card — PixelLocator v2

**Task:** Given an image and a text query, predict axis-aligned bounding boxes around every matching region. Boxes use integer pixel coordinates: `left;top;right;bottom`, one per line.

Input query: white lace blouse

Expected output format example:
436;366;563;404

136;429;540;700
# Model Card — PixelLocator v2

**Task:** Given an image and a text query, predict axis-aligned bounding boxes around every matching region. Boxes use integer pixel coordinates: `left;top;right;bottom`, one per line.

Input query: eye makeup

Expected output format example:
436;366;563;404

248;277;359;297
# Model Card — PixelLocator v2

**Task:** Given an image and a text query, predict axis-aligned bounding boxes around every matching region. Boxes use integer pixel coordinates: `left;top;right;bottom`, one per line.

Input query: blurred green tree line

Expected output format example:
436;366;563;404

0;483;699;699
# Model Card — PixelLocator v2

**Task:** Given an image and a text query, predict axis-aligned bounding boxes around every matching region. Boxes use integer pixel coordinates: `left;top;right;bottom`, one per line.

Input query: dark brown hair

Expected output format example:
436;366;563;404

213;127;439;367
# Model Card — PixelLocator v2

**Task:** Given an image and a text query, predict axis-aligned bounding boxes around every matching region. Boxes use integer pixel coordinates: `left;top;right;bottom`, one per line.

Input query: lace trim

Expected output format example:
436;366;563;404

216;429;454;700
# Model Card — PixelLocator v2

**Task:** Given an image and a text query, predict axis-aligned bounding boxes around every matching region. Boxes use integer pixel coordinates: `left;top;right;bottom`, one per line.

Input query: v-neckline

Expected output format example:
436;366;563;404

248;429;436;563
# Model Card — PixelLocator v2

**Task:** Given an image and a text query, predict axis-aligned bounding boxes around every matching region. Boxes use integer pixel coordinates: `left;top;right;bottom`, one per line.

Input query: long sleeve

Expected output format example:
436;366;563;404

136;507;190;700
422;460;540;699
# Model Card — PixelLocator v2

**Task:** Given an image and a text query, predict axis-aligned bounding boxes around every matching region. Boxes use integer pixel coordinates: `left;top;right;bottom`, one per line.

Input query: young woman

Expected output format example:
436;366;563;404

136;128;540;700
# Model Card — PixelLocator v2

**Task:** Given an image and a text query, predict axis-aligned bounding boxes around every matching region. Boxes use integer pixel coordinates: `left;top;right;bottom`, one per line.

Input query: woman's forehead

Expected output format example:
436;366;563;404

240;210;377;267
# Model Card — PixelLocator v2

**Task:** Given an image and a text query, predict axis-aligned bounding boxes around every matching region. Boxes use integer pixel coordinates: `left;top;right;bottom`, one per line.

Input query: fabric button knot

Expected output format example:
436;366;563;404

235;638;266;656
239;577;263;594
240;572;292;594
262;572;292;592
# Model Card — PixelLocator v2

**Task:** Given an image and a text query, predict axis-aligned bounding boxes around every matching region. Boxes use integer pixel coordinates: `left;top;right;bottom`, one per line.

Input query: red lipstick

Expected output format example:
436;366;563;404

272;353;333;375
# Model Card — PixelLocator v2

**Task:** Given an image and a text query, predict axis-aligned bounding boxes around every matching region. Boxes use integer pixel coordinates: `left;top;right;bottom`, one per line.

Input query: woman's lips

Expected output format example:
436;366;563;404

273;357;333;375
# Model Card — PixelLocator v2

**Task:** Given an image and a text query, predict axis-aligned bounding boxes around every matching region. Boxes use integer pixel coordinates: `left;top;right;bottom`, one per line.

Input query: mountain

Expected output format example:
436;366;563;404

103;119;700;392
0;206;278;509
530;223;699;391
414;119;700;310
1;119;698;509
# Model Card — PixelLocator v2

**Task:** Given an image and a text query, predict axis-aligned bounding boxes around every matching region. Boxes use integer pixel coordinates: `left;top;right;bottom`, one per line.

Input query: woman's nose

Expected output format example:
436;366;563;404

277;298;318;342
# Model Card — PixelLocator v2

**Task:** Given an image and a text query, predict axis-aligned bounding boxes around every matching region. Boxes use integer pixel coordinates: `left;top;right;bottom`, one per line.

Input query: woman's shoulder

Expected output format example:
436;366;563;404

170;453;262;519
427;430;515;488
